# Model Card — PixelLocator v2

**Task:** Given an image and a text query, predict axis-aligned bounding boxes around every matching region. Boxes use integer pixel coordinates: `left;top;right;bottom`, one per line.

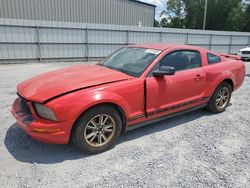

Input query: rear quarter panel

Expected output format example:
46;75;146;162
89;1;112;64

202;58;245;97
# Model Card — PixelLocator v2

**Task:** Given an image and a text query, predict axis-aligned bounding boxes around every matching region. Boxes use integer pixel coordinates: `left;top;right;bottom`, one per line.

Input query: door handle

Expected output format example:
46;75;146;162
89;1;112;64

195;74;203;80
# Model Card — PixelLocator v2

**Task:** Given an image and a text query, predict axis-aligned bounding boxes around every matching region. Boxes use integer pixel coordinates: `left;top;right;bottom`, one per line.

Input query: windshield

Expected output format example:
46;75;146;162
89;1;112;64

102;47;161;77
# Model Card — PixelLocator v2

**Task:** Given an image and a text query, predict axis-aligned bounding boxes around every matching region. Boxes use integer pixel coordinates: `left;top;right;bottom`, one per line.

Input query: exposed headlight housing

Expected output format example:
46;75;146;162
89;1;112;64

33;103;57;121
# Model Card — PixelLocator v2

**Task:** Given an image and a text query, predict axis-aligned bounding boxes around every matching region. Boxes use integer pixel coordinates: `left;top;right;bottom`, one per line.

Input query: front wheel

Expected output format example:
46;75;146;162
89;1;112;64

72;106;122;154
207;81;232;113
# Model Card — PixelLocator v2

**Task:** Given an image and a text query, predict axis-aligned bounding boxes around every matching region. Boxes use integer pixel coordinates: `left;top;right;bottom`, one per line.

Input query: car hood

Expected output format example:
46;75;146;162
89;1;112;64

17;64;132;103
240;47;250;51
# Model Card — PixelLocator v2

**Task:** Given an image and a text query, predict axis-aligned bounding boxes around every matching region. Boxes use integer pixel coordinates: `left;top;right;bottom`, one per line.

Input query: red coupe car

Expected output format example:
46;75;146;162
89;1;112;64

11;44;245;153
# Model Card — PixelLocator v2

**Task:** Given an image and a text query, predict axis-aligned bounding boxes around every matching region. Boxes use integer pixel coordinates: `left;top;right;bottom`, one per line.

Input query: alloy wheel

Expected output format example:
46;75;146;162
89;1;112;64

84;114;115;147
216;87;230;109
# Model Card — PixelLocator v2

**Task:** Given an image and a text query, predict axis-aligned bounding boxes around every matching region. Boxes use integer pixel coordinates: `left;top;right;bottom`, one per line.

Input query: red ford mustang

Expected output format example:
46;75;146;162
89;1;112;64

11;44;245;153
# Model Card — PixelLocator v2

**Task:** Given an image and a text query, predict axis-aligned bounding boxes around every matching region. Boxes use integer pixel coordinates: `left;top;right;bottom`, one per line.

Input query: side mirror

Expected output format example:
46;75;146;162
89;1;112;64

152;66;175;77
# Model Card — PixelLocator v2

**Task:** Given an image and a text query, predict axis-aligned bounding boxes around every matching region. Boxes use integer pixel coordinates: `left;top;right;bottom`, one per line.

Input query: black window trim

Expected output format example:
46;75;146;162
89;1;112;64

207;52;221;64
147;49;202;77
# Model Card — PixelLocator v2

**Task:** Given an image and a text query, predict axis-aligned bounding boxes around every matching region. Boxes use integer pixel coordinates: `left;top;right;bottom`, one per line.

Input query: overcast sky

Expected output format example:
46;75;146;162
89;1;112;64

139;0;166;20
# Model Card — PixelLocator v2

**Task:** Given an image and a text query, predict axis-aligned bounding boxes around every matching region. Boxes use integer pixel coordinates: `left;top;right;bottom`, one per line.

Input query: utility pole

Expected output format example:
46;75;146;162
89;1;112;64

203;0;208;30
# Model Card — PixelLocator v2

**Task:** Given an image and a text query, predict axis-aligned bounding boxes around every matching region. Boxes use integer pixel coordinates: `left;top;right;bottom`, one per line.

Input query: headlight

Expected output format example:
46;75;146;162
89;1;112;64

33;103;57;121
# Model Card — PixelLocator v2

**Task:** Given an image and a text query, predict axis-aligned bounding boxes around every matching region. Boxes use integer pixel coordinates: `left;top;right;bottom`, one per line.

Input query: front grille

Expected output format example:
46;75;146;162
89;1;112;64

241;51;250;55
20;98;32;115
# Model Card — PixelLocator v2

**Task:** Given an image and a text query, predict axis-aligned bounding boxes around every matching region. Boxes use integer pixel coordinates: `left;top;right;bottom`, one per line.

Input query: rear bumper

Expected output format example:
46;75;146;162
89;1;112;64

11;97;73;144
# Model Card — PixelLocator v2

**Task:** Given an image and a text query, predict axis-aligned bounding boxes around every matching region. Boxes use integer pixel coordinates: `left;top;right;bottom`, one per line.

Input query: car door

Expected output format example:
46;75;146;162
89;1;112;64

146;50;206;117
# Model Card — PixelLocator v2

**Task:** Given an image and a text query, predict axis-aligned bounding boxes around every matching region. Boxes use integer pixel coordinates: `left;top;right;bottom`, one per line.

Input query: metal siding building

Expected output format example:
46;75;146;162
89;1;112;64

0;0;155;26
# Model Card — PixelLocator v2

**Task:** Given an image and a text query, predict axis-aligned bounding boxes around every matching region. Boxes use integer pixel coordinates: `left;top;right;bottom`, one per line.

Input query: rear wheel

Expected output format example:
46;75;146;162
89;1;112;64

72;106;122;154
207;81;232;113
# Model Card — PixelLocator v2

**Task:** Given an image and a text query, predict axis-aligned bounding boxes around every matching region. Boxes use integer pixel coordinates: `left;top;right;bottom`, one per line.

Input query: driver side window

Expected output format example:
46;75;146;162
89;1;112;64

148;50;201;77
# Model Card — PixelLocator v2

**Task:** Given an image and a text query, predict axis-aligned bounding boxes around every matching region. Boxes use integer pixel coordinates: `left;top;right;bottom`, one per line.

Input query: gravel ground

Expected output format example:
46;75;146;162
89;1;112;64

0;61;250;188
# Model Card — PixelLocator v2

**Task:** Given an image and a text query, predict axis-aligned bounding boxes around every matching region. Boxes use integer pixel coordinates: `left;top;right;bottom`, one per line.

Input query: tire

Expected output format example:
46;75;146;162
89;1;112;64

72;106;122;154
207;81;232;113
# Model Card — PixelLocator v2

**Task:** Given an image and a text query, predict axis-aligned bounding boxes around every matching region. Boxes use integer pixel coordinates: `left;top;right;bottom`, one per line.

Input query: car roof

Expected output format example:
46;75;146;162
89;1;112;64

127;43;204;51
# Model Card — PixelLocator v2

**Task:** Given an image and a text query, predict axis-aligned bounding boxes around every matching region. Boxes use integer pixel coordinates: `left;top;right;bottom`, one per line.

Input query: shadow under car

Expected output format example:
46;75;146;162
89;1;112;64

5;108;214;164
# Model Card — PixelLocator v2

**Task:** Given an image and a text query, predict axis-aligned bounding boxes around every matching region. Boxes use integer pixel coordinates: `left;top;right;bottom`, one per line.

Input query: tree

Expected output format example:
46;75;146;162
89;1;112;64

244;2;250;31
205;0;241;30
165;0;186;28
160;18;170;27
160;0;249;31
225;3;246;31
154;19;160;27
167;0;185;18
183;0;205;29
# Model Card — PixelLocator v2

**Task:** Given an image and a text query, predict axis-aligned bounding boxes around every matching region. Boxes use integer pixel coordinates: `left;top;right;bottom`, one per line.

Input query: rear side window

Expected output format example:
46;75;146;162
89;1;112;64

207;53;221;64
